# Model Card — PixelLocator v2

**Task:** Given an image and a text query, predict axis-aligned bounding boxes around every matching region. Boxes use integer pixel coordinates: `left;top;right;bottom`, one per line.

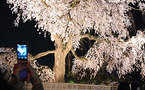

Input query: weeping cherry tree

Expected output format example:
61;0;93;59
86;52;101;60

6;0;145;82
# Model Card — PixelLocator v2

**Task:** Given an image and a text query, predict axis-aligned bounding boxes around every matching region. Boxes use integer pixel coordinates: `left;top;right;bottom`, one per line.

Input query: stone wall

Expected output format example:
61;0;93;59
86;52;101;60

13;82;117;90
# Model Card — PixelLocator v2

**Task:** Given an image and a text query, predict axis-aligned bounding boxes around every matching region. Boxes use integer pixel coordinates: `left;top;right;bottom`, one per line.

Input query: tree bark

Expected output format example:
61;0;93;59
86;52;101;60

31;34;72;82
53;35;68;82
53;47;66;82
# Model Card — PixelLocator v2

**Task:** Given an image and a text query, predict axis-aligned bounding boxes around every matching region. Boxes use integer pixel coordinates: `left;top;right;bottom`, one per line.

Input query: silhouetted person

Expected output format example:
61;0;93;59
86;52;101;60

118;82;130;90
10;61;44;90
131;81;141;90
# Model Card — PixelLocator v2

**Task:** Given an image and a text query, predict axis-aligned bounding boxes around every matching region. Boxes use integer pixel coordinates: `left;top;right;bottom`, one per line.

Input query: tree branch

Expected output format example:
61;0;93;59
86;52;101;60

41;0;50;8
129;6;145;14
71;48;88;61
81;34;110;44
81;34;99;40
29;50;55;60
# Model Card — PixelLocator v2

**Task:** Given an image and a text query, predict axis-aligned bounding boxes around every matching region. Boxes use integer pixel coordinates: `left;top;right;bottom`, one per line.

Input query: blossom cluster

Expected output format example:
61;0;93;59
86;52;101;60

0;48;17;82
30;60;55;82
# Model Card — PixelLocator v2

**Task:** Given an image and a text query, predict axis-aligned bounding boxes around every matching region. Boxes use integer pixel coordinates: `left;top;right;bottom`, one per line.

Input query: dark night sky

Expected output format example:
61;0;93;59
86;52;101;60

0;0;55;69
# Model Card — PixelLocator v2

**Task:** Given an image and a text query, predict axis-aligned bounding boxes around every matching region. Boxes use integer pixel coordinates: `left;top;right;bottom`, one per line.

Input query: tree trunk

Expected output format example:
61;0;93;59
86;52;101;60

53;47;66;82
52;35;72;82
